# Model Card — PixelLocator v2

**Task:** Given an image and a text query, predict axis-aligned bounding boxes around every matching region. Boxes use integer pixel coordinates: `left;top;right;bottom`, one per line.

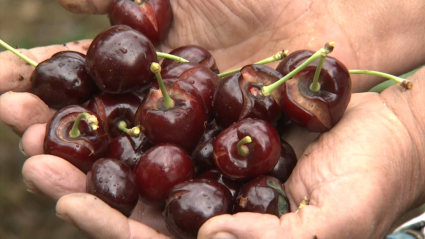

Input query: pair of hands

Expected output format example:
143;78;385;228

1;0;425;238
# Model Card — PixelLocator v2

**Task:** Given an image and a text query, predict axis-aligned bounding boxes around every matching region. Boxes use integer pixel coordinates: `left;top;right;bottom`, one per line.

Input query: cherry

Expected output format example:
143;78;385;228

108;0;173;46
268;140;297;183
133;144;194;204
191;120;221;174
233;175;289;217
107;132;153;169
213;64;283;129
86;158;139;217
213;118;281;180
85;25;158;94
31;51;98;109
87;92;143;138
161;45;219;73
160;62;220;122
165;179;233;239
44;105;109;173
197;169;243;199
271;43;352;132
134;63;207;152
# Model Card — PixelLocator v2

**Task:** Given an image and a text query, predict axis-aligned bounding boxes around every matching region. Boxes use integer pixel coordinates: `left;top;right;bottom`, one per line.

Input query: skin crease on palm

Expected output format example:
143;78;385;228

0;0;425;238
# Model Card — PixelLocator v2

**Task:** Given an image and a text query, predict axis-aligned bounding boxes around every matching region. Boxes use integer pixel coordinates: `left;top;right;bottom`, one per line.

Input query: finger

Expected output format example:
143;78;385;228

0;40;92;93
22;155;86;200
57;0;113;14
198;213;282;239
0;92;52;135
21;123;46;156
56;193;171;239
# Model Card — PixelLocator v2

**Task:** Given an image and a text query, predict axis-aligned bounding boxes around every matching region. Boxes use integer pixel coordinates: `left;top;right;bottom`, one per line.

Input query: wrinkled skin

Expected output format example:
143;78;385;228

1;0;425;238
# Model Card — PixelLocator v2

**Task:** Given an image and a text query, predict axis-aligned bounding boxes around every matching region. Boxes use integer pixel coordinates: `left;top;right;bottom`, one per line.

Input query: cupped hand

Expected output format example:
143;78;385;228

1;0;425;238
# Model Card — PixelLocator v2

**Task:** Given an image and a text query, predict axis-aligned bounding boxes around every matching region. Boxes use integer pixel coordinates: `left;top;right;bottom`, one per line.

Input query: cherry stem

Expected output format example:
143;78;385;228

217;50;289;78
117;121;140;137
151;62;175;109
295;196;310;214
0;39;38;67
156;52;189;63
261;42;335;97
349;69;413;90
69;113;99;138
237;136;252;156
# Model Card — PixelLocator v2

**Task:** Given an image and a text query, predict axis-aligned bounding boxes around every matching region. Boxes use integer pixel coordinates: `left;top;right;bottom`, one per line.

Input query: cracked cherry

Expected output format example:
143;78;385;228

85;25;158;94
275;49;351;132
108;0;172;46
134;144;194;204
233;175;289;217
213;118;281;180
165;179;233;239
87;92;143;138
161;45;219;73
44;105;109;173
31;51;98;109
86;158;139;217
213;64;282;129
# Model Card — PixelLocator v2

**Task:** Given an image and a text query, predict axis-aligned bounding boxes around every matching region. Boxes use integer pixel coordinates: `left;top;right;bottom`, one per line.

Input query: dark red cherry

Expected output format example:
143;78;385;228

85;25;158;94
107;132;153;169
161;45;219;73
134;81;207;152
233;175;289;217
276;50;351;132
44;105;109;173
87;92;143;138
86;158;139;217
213;64;282;129
165;179;233;239
31;51;98;109
197;169;243;199
268;140;297;183
134;144;194;204
161;62;220;122
191;138;216;174
108;0;173;46
213;118;281;180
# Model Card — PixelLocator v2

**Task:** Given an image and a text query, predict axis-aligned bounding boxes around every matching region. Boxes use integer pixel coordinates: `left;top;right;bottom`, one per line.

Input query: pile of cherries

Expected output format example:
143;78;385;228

2;0;410;238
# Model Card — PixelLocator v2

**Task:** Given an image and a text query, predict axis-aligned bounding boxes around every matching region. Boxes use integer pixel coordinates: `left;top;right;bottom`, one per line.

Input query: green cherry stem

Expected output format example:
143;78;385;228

349;69;413;90
151;62;175;109
217;50;289;78
237;136;252;157
0;39;38;67
261;42;335;97
117;121;141;137
69;113;99;138
156;52;189;63
310;42;335;92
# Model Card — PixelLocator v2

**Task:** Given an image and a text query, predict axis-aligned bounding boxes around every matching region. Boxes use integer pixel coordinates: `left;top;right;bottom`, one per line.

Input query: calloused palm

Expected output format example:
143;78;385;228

1;0;425;238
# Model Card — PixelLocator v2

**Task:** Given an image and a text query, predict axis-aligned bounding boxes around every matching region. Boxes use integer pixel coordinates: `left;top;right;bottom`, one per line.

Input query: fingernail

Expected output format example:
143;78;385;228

23;179;41;195
56;213;76;226
211;232;237;239
19;139;28;156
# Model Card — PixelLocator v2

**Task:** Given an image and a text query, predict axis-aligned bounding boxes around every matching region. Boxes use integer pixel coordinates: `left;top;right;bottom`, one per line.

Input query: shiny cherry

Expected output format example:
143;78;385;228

85;25;158;94
161;45;219;73
108;0;173;46
165;179;233;239
44;105;109;173
268;140;297;183
86;158;139;217
197;169;243;199
134;144;194;204
213;118;281;180
275;49;351;132
213;64;283;129
31;51;98;109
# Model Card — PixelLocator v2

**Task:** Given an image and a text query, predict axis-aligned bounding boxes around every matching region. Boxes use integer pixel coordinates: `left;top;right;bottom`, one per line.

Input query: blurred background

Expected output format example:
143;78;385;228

0;0;109;238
